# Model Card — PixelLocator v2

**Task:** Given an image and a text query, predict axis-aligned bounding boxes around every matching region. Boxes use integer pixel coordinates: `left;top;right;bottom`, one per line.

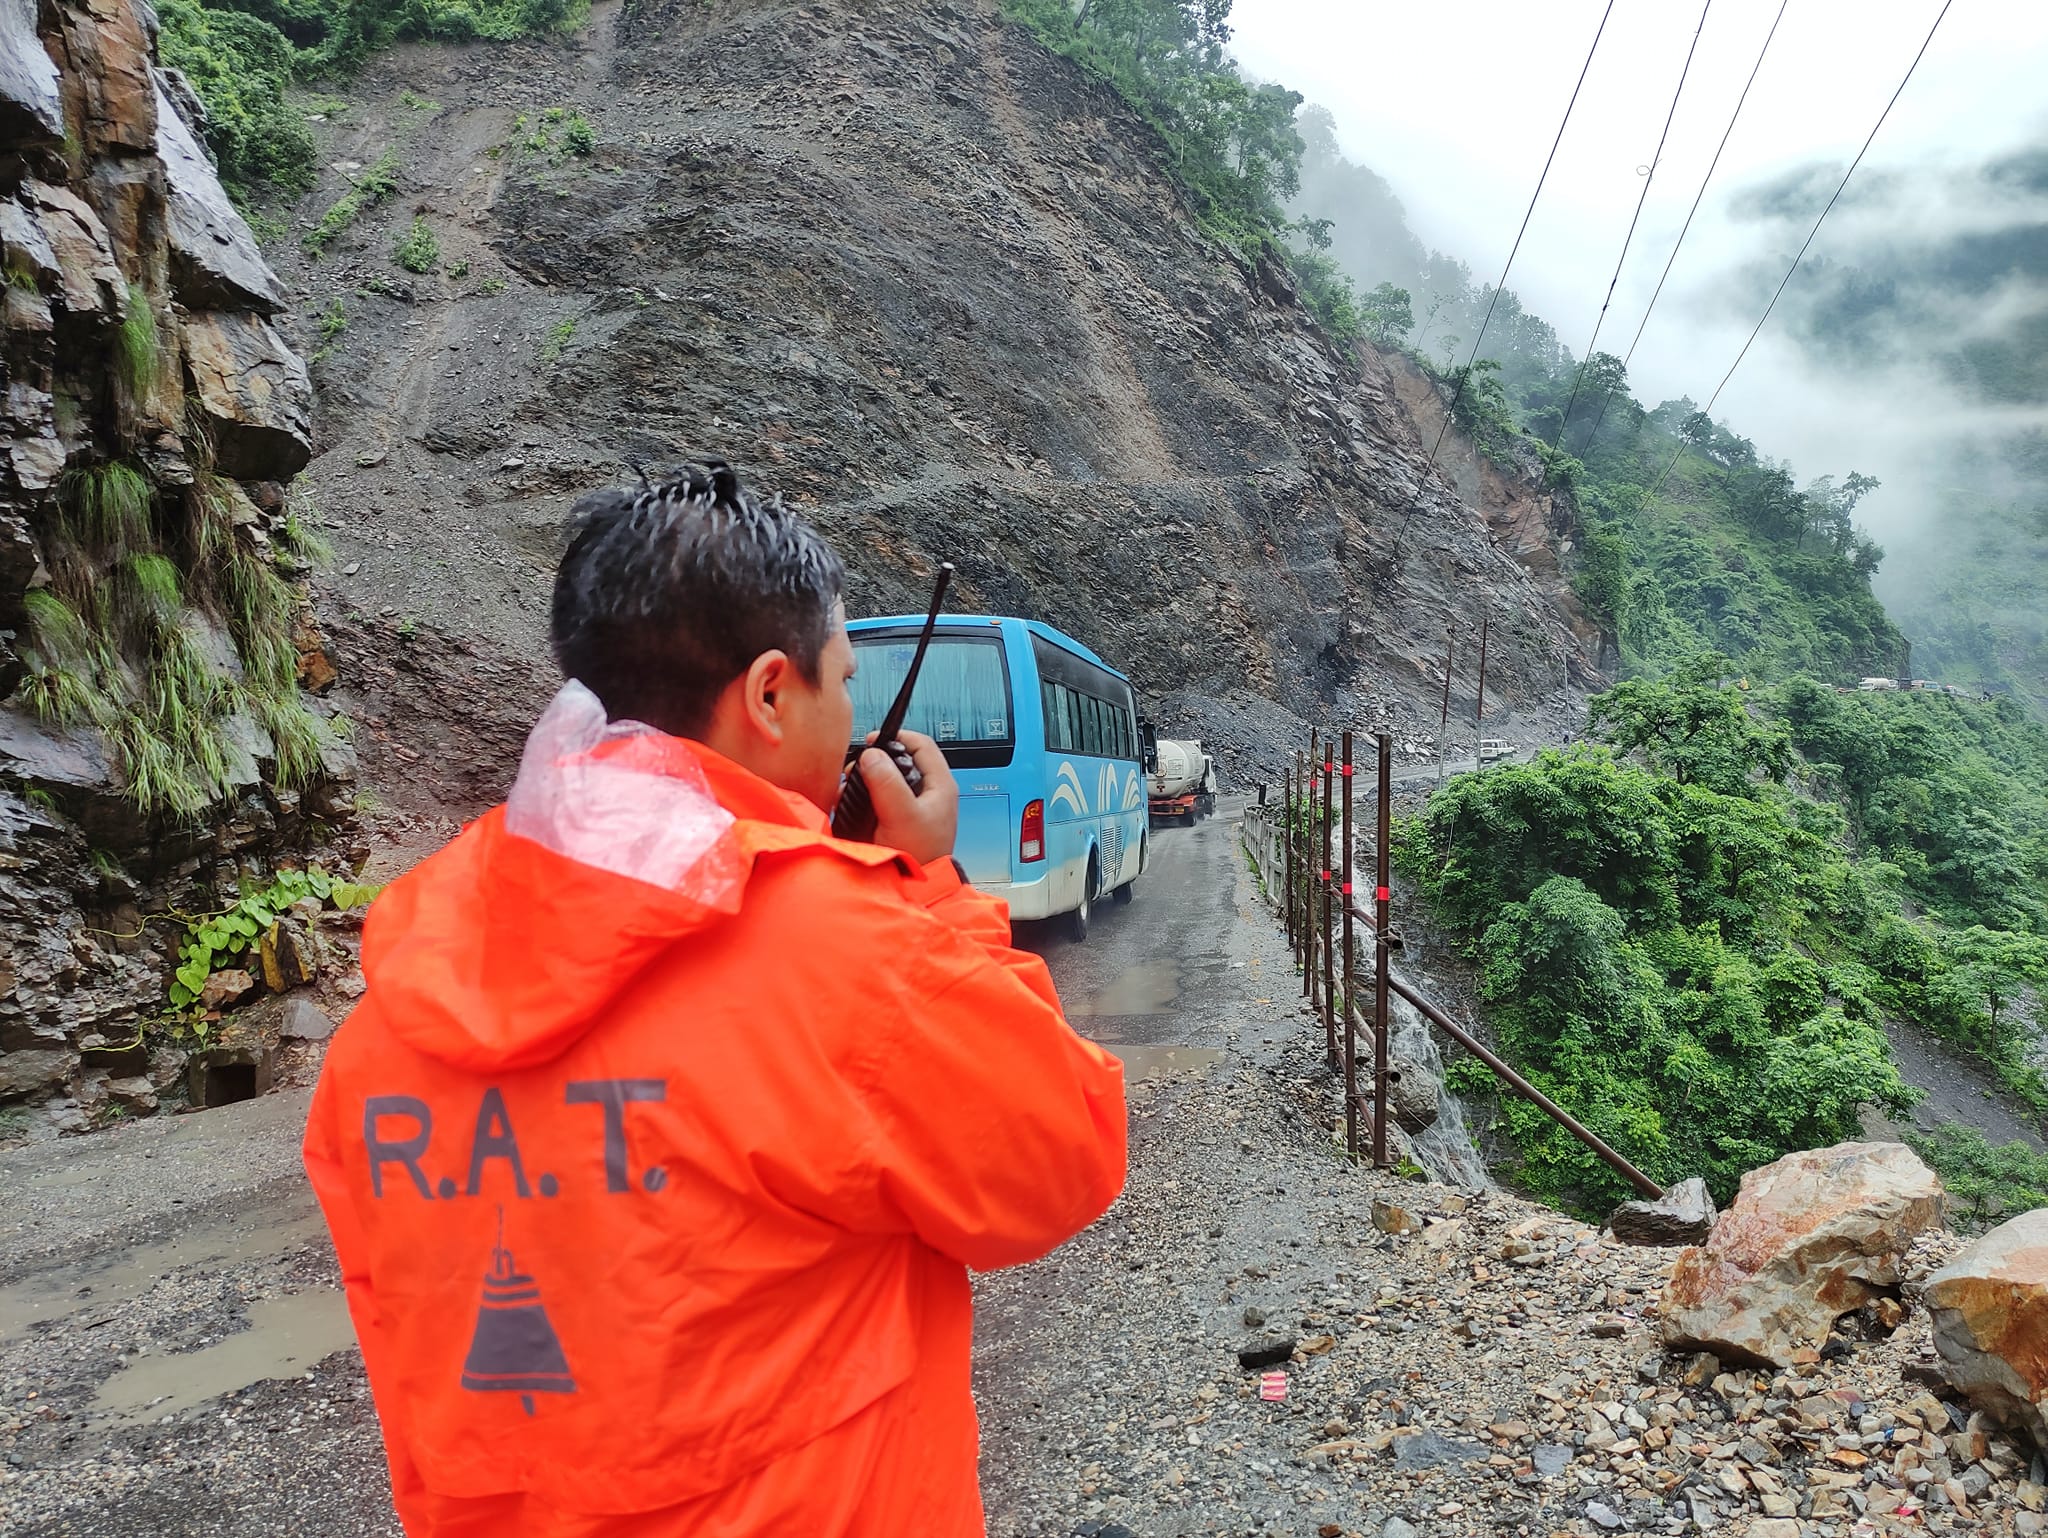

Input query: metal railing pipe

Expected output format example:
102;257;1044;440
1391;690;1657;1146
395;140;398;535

1341;905;1663;1199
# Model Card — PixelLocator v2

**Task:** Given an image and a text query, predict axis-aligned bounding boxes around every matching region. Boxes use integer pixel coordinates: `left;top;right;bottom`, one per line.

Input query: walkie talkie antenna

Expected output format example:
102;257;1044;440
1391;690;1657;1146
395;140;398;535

830;563;954;843
875;564;953;743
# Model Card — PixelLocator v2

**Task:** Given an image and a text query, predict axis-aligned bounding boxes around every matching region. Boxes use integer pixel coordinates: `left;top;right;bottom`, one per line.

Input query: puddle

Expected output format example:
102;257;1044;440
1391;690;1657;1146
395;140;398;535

90;1290;357;1425
1104;1044;1223;1082
0;1207;325;1342
1068;961;1180;1017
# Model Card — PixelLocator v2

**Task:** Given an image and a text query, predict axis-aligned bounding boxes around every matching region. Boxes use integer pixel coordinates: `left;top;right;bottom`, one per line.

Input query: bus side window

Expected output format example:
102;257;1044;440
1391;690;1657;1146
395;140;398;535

1066;688;1084;754
1082;696;1102;756
1041;681;1063;750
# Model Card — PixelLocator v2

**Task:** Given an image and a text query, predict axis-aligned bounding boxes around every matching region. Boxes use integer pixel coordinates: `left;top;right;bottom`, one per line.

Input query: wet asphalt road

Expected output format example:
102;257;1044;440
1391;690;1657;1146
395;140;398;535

1018;802;1244;1070
0;804;1256;1536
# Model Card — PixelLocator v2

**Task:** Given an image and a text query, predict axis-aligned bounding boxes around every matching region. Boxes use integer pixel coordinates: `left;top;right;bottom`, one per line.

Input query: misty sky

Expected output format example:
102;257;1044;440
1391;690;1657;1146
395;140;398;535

1229;0;2048;544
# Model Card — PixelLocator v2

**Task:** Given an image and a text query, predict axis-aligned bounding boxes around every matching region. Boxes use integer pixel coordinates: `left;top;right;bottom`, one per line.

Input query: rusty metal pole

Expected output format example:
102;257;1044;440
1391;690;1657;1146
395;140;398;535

1374;731;1392;1168
1303;733;1317;1000
1282;762;1295;951
1321;742;1337;1070
1437;628;1454;786
1341;730;1357;1155
1474;612;1491;728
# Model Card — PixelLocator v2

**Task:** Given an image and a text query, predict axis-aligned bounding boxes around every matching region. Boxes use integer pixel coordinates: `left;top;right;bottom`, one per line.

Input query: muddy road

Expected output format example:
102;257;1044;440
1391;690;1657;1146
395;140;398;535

0;809;1257;1536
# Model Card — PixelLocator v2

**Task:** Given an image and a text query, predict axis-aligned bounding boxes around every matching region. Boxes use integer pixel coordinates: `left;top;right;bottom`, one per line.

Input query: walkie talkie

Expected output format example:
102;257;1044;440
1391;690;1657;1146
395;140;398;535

831;563;954;842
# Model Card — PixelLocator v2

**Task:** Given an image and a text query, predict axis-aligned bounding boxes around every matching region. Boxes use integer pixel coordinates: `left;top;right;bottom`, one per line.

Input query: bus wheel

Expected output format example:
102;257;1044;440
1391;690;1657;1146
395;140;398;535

1113;870;1136;905
1066;856;1097;942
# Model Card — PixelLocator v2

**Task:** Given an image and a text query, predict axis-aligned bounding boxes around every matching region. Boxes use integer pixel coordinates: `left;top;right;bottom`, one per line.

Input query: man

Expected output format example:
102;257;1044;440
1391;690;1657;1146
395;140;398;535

304;460;1128;1535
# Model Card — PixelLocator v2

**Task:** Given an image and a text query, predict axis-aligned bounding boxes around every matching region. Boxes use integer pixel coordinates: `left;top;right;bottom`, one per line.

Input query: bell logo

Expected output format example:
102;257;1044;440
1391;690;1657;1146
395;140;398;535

459;1209;577;1415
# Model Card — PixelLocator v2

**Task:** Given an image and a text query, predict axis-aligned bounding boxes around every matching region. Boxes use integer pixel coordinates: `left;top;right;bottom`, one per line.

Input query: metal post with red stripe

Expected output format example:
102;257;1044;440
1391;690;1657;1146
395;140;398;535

1321;742;1336;1070
1373;730;1393;1168
1341;729;1357;1157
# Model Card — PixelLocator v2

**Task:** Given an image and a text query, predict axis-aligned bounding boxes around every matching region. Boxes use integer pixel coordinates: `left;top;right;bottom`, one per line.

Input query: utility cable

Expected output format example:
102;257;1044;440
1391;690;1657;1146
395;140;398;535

1551;0;1714;453
1650;0;1954;501
1427;0;1617;467
1577;0;1789;461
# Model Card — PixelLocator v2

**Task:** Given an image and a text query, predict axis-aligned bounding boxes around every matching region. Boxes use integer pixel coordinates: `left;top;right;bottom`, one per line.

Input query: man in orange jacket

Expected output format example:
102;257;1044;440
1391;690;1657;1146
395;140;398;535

304;459;1128;1536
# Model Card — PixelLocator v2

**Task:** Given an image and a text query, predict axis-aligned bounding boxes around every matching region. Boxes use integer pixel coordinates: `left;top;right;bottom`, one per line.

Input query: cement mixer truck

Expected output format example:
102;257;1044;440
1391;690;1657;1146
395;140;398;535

1148;738;1217;825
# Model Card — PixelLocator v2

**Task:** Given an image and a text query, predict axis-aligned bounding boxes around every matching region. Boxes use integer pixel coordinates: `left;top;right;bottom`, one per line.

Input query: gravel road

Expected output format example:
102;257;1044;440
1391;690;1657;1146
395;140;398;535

4;804;2036;1538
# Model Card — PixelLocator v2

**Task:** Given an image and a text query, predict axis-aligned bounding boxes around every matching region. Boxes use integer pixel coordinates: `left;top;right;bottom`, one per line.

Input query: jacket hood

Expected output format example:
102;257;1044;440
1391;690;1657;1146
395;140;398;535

359;683;886;1072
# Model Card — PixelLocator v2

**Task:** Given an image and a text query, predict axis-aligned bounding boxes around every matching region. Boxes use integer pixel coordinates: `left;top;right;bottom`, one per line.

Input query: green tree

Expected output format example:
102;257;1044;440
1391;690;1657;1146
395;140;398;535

1358;281;1412;346
1591;664;1792;796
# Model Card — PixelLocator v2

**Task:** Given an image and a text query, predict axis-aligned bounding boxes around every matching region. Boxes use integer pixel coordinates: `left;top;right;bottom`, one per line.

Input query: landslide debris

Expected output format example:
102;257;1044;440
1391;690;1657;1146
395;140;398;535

272;0;1599;817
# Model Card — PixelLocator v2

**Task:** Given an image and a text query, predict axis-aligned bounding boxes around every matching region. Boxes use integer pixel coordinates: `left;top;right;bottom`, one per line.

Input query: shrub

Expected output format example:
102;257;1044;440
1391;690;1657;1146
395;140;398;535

393;215;439;273
155;0;318;197
539;317;575;364
304;151;401;256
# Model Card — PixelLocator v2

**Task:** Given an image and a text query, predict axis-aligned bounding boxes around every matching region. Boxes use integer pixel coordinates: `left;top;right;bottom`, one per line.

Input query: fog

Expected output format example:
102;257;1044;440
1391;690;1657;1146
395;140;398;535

1228;0;2048;618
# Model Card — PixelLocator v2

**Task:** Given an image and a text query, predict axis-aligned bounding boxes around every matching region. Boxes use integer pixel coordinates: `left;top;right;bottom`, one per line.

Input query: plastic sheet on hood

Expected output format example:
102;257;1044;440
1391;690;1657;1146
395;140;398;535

505;681;748;908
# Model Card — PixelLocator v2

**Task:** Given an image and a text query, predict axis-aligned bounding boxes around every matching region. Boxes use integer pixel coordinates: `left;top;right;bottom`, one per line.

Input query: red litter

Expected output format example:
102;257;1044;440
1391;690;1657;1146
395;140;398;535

1258;1371;1287;1402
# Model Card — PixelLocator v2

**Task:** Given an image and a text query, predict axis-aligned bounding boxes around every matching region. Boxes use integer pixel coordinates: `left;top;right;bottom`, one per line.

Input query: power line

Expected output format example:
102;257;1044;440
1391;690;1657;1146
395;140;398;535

1427;0;1617;467
1577;0;1789;460
1551;0;1714;453
1650;0;1955;501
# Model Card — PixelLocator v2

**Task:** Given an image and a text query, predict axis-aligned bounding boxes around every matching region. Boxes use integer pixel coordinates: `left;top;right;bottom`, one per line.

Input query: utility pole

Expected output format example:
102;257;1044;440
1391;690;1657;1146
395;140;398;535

1474;612;1491;729
1436;626;1454;785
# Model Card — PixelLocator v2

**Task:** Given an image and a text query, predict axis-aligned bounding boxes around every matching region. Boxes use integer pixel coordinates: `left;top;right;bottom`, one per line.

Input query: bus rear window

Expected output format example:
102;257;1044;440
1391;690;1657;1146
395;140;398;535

849;635;1014;747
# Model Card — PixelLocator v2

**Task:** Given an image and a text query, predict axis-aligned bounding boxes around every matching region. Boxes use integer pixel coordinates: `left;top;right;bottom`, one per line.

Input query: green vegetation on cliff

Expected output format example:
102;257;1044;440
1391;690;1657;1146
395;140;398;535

157;0;587;198
1005;0;1305;258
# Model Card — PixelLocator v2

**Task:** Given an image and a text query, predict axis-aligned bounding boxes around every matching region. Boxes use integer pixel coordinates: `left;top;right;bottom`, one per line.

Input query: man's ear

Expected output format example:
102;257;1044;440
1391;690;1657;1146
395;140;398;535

735;649;794;746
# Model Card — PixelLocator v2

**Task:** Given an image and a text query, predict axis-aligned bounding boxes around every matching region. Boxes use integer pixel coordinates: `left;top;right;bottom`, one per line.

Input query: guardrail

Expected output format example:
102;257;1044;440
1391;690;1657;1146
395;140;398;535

1241;733;1663;1198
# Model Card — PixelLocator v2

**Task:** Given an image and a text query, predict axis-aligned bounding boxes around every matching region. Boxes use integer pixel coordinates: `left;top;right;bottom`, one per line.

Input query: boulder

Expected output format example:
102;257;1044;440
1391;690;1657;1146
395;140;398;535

1611;1176;1717;1247
1925;1208;2048;1446
154;75;285;314
198;967;256;1011
1388;1056;1440;1132
1371;1198;1422;1235
180;310;313;479
23;179;125;318
279;995;335;1042
0;0;62;149
1659;1142;1946;1368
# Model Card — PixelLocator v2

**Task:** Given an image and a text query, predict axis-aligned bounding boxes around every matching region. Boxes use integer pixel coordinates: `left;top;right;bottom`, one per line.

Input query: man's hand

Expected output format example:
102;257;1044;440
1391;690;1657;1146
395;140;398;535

861;729;958;868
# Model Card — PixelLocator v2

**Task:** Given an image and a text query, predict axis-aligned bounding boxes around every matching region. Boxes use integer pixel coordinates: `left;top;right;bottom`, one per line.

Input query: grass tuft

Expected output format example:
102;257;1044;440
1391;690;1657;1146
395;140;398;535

115;284;161;400
57;462;153;553
254;691;325;788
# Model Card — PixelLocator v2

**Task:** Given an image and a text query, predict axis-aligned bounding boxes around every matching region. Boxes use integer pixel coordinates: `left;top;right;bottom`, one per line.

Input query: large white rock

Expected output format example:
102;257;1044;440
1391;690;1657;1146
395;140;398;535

1925;1208;2048;1446
1659;1142;1946;1367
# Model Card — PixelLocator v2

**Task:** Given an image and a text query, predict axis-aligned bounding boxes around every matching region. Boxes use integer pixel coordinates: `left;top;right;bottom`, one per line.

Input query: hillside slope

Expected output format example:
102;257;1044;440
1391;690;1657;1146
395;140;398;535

267;0;1599;818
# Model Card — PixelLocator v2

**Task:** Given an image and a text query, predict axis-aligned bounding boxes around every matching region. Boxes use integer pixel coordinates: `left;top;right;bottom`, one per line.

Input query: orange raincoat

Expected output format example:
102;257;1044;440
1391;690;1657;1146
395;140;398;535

304;686;1128;1536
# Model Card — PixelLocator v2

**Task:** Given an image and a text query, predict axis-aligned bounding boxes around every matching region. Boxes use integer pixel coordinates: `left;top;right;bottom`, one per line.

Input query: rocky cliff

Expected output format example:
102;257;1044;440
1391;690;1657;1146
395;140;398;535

269;0;1598;820
0;0;349;1125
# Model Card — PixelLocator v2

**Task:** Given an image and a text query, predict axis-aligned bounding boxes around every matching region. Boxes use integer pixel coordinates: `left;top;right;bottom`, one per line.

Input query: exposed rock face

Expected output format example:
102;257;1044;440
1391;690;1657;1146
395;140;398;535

0;0;333;1122
153;79;284;313
1660;1142;1947;1367
1610;1177;1717;1248
182;310;313;479
1925;1208;2048;1446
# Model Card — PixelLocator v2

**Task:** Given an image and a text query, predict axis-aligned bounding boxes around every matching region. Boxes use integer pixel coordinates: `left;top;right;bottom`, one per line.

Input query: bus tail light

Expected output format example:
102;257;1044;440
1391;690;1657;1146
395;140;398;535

1020;799;1045;863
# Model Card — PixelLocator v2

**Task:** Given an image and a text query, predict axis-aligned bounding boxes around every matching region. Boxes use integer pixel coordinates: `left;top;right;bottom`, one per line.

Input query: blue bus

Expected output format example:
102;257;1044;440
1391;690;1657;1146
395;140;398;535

846;613;1148;940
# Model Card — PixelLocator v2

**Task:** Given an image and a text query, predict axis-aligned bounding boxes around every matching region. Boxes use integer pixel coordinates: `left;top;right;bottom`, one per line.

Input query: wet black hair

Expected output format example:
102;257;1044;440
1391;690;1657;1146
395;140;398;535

549;458;846;737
